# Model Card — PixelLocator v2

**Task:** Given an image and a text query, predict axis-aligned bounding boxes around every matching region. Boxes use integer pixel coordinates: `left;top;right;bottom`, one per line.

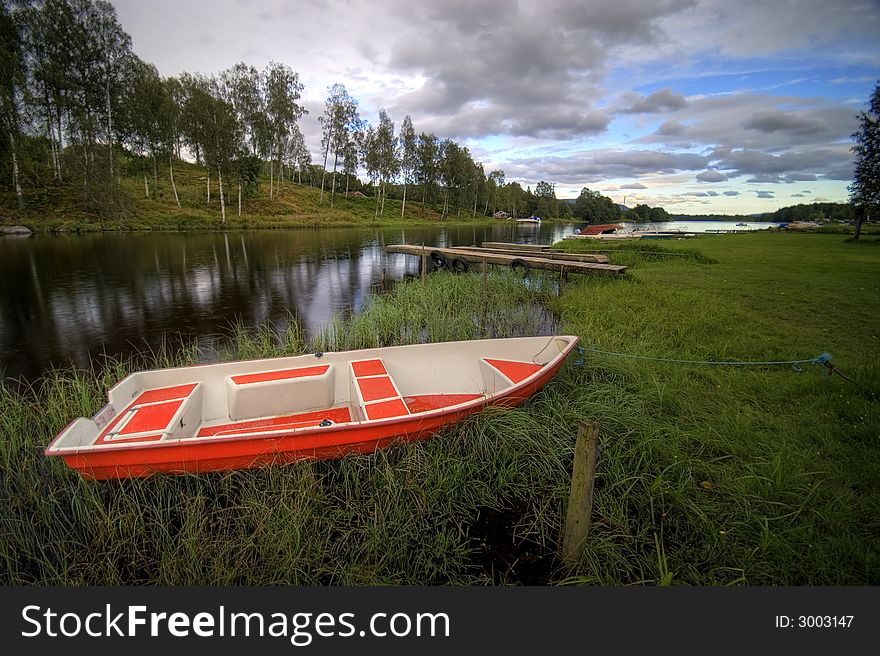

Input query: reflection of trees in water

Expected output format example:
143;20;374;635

0;222;580;381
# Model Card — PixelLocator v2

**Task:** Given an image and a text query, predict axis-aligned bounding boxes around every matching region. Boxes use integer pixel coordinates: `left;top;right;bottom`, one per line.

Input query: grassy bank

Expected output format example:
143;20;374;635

1;232;878;585
0;157;496;232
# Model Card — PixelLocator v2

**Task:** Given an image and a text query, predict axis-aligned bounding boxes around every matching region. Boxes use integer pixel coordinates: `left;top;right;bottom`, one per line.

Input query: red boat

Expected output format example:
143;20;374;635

45;336;580;479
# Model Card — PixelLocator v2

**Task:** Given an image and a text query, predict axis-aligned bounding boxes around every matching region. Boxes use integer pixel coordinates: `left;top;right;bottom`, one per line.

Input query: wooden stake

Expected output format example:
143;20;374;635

562;421;600;564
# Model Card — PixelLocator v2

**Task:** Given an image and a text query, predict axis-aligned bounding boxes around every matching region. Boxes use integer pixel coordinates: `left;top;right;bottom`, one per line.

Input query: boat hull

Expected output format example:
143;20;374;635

47;336;579;479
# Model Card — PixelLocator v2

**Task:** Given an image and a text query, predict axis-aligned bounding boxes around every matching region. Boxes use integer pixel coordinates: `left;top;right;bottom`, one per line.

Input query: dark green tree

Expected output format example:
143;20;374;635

0;0;25;208
574;187;622;223
849;80;880;241
415;131;440;204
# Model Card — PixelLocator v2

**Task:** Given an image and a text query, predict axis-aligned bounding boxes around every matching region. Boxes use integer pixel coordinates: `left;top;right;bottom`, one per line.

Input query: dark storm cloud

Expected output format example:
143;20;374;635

384;0;697;139
561;0;697;42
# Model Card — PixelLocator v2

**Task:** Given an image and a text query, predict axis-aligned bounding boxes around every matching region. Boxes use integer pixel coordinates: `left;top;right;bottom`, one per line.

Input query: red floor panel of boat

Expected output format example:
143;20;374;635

119;399;184;435
357;376;398;402
352;359;387;377
231;364;329;385
135;383;198;405
197;407;352;438
404;394;484;414
484;359;544;384
364;398;410;420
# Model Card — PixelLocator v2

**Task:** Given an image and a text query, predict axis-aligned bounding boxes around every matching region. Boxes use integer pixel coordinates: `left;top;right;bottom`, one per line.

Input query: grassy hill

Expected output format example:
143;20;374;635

0;156;457;232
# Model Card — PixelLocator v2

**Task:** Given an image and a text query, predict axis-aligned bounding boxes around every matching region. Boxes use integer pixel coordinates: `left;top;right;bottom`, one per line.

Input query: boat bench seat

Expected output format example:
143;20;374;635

350;358;411;421
95;382;203;445
226;363;335;421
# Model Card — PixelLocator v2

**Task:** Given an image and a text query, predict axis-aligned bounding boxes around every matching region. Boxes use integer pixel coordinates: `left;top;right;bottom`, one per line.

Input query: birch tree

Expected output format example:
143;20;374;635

263;61;305;199
375;108;397;216
398;114;416;218
319;82;357;208
341;123;362;195
24;0;77;182
89;0;131;178
221;63;263;157
286;123;310;184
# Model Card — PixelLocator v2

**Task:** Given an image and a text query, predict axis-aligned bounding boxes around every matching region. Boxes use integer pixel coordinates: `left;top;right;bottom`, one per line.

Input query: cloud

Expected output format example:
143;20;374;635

621;182;648;189
723;191;740;196
499;148;710;184
656;120;686;136
742;110;828;136
713;147;853;182
755;191;775;199
696;169;727;182
783;173;817;182
621;88;687;114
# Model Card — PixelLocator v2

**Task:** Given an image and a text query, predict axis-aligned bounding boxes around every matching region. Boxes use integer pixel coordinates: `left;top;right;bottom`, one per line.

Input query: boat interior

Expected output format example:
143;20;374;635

48;337;576;452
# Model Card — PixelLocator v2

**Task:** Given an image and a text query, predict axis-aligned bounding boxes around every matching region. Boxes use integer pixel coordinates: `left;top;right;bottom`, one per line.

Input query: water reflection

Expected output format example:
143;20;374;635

0;222;578;382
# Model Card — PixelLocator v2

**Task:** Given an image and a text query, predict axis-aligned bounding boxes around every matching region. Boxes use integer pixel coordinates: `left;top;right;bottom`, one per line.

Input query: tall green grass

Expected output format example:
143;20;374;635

1;233;878;585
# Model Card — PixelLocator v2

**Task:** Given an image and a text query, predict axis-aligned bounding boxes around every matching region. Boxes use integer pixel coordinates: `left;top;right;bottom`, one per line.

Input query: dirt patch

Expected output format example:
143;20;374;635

470;501;558;584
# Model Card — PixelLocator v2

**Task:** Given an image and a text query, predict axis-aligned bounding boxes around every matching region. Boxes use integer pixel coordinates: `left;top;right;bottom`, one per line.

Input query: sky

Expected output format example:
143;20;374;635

110;0;880;215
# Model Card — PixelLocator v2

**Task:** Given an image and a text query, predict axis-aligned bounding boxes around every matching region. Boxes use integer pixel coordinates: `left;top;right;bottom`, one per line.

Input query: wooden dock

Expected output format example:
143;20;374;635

455;245;610;263
481;241;549;252
384;244;626;277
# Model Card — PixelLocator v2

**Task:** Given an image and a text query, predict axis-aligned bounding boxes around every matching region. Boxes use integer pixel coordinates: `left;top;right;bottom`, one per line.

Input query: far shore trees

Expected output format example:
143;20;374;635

574;187;622;224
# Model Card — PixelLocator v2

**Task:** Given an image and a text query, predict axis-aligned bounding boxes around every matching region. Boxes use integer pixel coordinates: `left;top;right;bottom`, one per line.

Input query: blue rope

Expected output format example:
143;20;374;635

577;346;832;370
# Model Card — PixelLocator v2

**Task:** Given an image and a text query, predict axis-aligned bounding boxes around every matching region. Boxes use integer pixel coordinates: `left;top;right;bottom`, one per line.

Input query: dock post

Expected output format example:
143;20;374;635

561;421;600;565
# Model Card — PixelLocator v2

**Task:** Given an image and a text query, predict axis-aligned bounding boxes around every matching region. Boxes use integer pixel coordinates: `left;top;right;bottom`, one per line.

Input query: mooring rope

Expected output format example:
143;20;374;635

575;347;874;396
581;346;832;370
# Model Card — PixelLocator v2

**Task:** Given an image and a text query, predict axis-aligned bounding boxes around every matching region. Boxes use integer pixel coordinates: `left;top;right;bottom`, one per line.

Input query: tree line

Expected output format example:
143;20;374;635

0;0;628;223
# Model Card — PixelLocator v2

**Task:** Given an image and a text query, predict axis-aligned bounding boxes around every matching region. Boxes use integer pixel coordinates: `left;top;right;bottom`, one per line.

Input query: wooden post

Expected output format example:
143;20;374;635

481;258;488;332
561;421;600;564
421;244;426;283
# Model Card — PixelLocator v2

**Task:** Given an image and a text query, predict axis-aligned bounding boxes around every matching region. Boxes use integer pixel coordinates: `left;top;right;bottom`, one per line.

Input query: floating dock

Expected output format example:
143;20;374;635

384;244;626;277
